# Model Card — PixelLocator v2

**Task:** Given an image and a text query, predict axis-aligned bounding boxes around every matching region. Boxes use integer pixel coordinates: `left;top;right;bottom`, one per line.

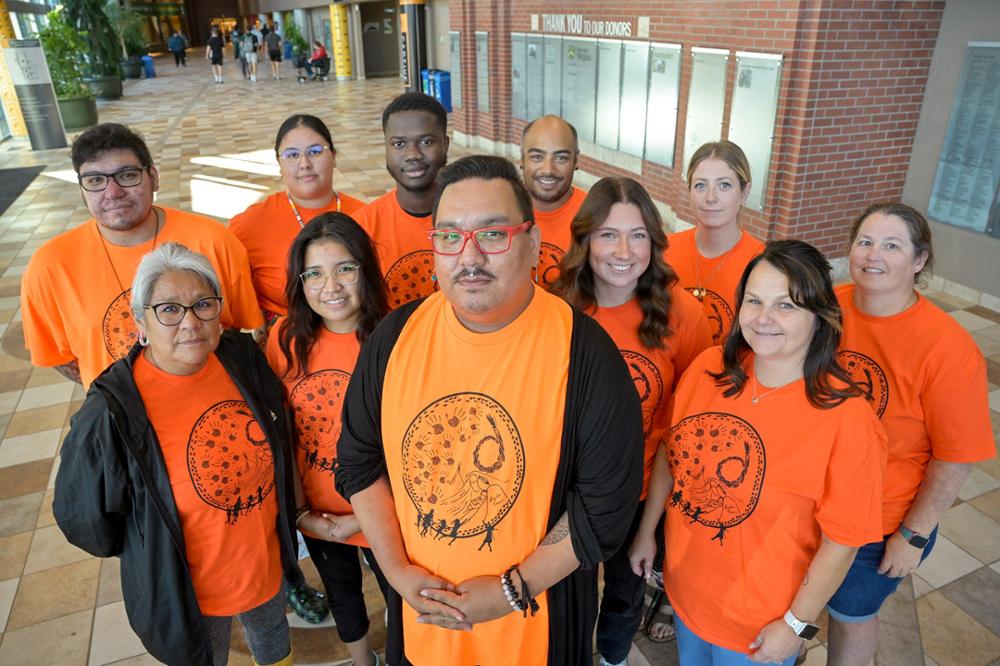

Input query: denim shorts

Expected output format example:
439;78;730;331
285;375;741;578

827;527;938;623
675;612;797;666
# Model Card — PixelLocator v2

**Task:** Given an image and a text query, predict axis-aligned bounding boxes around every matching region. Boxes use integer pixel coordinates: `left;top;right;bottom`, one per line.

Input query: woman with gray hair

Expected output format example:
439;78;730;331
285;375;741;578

55;242;303;666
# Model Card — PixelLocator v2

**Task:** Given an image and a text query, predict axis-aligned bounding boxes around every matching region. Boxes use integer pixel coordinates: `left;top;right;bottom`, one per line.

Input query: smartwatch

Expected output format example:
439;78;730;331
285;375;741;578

898;524;929;549
783;610;820;640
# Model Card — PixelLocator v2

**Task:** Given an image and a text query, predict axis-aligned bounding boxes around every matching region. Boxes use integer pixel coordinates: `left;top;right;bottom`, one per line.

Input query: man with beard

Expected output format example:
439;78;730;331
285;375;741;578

355;93;449;308
520;116;586;288
20;123;261;388
337;155;643;665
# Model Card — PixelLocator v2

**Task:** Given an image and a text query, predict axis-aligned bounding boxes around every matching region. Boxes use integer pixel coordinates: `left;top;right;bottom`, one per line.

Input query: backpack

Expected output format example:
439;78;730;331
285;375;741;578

241;34;257;57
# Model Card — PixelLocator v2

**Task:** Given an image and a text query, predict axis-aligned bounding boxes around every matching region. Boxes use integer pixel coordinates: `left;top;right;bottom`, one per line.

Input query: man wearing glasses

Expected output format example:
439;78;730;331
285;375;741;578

337;155;643;665
21;122;261;387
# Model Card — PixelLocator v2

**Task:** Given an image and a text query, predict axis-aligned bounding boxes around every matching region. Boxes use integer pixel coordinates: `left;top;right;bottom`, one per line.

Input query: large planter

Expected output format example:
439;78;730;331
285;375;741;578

58;96;99;131
119;59;142;79
83;75;122;100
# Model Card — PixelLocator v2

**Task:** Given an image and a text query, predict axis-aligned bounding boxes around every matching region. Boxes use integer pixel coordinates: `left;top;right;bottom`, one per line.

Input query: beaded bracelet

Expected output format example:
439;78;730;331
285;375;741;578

501;566;525;614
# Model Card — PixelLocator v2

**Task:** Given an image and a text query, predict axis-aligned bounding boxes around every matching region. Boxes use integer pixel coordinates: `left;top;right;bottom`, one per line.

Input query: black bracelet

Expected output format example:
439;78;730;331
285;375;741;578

513;566;539;616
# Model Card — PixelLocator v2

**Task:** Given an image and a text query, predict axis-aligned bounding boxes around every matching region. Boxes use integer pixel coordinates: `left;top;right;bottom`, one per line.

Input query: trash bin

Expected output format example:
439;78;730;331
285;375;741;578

421;68;432;96
432;70;451;112
284;41;293;60
140;55;156;78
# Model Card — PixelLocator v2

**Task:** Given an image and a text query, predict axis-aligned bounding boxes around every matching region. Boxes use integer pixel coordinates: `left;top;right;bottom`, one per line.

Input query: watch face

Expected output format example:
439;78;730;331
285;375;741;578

799;624;820;640
910;534;929;548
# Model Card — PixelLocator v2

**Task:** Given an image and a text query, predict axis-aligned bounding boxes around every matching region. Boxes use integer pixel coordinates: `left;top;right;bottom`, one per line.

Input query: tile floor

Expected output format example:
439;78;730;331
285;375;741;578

0;54;997;666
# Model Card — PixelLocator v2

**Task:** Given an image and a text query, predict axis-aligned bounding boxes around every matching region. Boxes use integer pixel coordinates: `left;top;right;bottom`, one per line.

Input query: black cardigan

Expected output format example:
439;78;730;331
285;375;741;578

54;331;304;666
336;299;644;665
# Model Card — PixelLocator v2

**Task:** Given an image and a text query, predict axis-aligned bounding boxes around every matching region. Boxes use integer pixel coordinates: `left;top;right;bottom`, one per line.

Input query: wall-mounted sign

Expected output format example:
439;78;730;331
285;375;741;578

619;40;650;158
562;38;598;143
538;14;634;38
683;47;729;175
526;34;544;120
644;43;682;168
728;52;782;211
543;35;562;116
928;42;1000;234
448;31;462;108
475;31;490;113
595;39;622;149
511;33;527;120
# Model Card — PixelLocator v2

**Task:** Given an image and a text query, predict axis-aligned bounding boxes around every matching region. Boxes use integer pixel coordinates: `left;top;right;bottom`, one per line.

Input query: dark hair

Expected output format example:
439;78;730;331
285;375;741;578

431;155;534;225
521;115;579;151
274;114;336;156
553;177;677;349
686;140;752;192
849;202;934;283
381;92;447;135
278;213;389;379
710;239;860;409
71;123;153;172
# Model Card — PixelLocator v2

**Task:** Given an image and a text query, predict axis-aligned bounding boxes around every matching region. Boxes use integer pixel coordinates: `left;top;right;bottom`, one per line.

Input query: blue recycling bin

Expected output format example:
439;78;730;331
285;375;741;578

141;55;155;78
421;68;432;96
432;70;452;112
284;41;293;59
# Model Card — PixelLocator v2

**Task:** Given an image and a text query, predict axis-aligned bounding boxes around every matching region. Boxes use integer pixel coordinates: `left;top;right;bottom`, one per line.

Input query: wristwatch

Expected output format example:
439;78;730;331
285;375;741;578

898;524;929;548
783;610;820;640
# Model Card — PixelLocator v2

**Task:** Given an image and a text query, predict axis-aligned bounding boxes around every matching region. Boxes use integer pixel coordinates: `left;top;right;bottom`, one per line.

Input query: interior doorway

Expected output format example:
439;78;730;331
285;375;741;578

360;2;399;78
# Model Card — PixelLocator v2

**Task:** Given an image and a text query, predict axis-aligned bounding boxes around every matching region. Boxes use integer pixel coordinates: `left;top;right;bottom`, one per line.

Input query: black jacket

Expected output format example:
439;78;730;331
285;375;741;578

54;331;304;666
337;297;644;665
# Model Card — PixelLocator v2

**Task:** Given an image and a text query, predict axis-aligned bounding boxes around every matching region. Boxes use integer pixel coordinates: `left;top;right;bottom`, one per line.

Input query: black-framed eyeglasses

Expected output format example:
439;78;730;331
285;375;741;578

144;297;223;326
299;264;361;289
78;166;149;192
279;144;331;162
427;221;533;255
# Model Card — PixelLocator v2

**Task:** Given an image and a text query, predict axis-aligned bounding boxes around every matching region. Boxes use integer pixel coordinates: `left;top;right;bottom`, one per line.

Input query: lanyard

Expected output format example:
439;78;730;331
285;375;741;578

287;190;341;227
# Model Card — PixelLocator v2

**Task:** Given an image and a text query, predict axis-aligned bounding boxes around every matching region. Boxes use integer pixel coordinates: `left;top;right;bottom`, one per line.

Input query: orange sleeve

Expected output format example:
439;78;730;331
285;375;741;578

20;253;75;367
669;287;714;388
263;319;286;380
923;337;995;463
340;193;366;216
218;231;265;330
815;401;887;546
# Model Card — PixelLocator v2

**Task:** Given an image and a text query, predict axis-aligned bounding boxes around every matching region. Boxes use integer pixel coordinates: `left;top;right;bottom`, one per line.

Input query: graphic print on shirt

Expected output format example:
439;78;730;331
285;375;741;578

837;350;889;418
290;369;350;474
685;288;733;345
667;412;765;544
537;242;566;288
386;250;437;308
103;289;139;359
621;350;664;437
187;400;275;525
402;392;525;550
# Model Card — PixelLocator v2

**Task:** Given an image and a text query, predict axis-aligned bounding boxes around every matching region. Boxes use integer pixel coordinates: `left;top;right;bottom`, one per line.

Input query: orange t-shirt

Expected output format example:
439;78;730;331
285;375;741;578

664;228;764;345
265;319;367;547
836;284;995;534
133;352;282;616
589;287;712;497
21;208;264;388
533;186;587;289
663;347;885;652
354;190;437;309
229;190;365;316
381;288;570;665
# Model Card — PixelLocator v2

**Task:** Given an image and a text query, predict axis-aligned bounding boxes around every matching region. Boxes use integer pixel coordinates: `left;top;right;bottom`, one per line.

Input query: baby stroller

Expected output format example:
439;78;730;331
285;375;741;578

296;55;331;83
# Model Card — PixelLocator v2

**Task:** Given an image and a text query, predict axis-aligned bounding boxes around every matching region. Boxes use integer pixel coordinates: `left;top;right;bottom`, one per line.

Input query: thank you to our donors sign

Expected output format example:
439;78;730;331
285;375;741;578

536;14;634;38
2;39;67;150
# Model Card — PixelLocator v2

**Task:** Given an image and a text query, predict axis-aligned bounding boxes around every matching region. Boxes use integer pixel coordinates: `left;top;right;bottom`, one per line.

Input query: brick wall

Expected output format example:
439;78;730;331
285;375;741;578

448;0;944;254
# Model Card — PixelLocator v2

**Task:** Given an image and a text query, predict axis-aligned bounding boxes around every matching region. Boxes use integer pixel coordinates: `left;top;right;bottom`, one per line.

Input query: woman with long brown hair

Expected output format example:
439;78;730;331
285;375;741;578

633;240;886;666
553;176;712;664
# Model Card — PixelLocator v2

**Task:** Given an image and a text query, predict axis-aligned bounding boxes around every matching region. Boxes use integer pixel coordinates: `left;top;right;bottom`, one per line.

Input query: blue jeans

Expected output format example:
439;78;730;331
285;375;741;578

827;527;938;622
675;613;797;666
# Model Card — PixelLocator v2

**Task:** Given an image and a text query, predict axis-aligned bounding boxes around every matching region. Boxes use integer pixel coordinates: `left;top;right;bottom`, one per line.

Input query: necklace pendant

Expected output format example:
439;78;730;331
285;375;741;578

693;288;704;300
751;396;759;404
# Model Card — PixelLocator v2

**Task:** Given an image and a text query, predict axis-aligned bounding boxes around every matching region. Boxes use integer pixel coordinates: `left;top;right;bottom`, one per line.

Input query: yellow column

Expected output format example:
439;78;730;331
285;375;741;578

0;0;28;137
329;4;352;81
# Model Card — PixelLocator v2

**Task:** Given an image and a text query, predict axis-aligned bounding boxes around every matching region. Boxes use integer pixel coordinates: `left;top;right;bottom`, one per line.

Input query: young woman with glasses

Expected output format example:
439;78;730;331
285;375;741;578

230;115;365;324
55;242;304;666
265;213;391;666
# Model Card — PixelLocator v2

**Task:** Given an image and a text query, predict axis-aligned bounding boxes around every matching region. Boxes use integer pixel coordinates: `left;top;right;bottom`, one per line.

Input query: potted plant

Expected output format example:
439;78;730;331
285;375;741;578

283;19;308;59
106;1;147;79
63;0;123;100
38;7;98;131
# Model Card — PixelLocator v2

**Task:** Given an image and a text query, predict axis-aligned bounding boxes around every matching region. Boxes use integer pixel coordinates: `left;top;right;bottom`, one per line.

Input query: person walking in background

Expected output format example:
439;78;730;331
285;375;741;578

265;22;283;80
241;28;260;83
206;27;225;83
168;31;187;67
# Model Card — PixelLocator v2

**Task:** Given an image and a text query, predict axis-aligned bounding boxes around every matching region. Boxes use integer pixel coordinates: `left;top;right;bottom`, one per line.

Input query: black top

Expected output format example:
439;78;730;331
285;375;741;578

207;35;223;57
336;298;644;665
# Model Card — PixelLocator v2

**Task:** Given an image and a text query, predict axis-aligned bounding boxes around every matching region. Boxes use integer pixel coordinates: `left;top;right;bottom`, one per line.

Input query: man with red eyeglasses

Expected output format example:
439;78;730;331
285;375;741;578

336;155;643;665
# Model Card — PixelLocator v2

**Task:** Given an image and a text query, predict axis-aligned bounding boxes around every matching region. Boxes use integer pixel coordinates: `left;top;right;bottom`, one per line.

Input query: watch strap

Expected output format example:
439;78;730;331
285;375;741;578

783;610;819;639
898;524;929;548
